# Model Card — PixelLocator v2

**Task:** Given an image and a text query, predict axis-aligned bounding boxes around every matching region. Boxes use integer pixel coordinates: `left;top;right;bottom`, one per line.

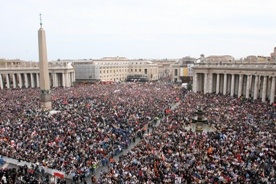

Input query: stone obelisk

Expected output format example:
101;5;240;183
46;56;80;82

38;14;52;110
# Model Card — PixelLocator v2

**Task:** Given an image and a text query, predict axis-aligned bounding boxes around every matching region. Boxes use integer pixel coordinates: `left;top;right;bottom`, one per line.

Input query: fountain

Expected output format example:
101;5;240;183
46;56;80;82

192;107;208;132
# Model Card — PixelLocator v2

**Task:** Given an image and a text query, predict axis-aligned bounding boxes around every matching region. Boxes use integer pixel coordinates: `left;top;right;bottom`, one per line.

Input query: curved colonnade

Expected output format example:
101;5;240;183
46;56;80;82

193;62;276;104
0;63;75;89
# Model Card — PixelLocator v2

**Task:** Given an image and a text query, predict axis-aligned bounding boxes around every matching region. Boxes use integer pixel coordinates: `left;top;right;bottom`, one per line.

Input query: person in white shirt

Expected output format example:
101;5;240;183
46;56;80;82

1;175;7;184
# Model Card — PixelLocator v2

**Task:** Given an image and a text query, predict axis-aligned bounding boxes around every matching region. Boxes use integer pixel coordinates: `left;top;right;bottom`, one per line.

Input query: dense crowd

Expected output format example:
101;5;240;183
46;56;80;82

1;83;275;183
97;92;276;183
0;165;45;184
0;83;179;182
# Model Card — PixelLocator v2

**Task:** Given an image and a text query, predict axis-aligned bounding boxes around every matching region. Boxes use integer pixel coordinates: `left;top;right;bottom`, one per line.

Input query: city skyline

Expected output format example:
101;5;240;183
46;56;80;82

1;0;276;61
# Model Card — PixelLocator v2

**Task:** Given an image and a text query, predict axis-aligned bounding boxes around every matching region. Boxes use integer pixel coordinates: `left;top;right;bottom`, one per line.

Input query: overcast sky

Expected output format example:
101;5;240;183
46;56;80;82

1;0;276;61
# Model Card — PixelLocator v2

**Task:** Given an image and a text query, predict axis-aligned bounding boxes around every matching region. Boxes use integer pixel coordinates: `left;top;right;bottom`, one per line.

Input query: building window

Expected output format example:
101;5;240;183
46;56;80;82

145;69;147;74
174;69;178;76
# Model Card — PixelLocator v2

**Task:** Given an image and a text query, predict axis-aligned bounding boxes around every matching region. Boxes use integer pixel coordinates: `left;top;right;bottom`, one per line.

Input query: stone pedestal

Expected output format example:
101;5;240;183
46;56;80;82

40;90;52;110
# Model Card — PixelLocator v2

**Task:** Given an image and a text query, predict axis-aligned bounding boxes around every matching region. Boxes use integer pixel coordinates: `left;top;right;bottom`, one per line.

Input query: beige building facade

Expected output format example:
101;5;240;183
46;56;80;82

151;60;173;82
74;57;159;82
193;62;276;104
169;57;196;82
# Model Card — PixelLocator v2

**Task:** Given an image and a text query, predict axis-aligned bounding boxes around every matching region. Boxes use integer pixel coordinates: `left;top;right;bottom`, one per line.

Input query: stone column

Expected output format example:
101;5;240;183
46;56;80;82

223;74;227;95
70;72;73;86
253;75;259;100
62;73;66;87
204;73;208;94
270;76;275;104
6;74;10;88
12;74;16;88
64;72;68;87
246;75;251;99
18;74;22;88
250;75;254;97
267;77;272;98
56;73;59;87
193;72;198;92
230;74;235;96
262;76;267;102
216;74;220;94
209;73;213;93
52;73;56;87
70;72;73;83
227;74;231;93
57;73;60;87
238;74;243;97
69;72;72;87
24;73;29;88
66;72;70;87
36;73;40;87
0;74;3;89
30;73;35;88
72;72;75;82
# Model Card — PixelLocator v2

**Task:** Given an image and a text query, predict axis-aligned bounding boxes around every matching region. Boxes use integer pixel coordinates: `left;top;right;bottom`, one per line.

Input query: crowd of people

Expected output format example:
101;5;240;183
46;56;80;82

97;91;276;183
0;83;180;182
0;165;46;184
0;83;275;183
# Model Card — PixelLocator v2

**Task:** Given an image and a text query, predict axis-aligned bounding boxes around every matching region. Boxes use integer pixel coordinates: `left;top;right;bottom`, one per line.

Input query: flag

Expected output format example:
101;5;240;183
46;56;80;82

54;172;65;178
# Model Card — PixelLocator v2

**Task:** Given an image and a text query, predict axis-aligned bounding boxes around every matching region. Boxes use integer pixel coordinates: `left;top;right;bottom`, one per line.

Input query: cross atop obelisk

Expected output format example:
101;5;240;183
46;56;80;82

39;13;42;28
38;14;52;110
